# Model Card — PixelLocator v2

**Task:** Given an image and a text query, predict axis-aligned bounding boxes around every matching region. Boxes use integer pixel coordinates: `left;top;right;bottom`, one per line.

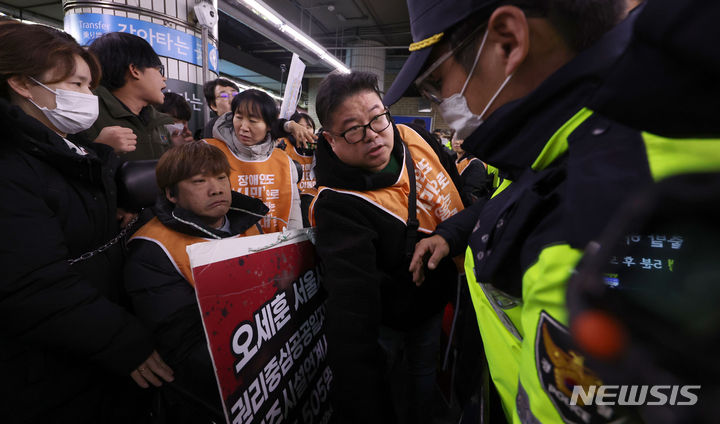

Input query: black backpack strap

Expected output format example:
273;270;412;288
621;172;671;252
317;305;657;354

403;141;419;259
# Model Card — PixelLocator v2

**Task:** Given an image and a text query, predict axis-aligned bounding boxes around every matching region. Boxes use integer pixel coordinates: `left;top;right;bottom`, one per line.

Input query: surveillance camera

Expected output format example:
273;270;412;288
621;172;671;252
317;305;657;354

194;2;218;28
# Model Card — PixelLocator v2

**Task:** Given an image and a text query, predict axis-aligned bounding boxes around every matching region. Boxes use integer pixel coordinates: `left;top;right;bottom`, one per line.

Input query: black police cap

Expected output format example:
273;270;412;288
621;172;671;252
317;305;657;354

383;0;502;106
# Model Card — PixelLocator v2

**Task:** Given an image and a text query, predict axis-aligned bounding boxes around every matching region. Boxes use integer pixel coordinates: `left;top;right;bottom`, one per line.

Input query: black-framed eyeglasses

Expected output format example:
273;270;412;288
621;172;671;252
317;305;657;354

155;64;165;77
331;111;392;144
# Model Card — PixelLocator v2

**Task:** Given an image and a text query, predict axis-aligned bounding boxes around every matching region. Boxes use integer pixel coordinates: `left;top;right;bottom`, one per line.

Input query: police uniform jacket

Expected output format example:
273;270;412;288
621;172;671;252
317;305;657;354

433;10;720;423
0;97;154;423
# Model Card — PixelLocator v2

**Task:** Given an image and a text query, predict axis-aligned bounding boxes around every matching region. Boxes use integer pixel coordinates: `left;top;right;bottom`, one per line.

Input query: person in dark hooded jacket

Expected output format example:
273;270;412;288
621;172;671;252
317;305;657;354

0;21;173;423
125;142;268;423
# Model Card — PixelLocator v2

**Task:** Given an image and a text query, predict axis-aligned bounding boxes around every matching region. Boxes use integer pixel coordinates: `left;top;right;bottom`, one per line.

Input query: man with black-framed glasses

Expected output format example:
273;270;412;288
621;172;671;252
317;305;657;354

308;70;465;424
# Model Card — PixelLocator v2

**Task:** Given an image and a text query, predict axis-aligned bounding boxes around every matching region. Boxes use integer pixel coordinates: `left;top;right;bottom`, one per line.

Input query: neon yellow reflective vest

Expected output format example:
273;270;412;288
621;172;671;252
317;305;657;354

465;107;720;423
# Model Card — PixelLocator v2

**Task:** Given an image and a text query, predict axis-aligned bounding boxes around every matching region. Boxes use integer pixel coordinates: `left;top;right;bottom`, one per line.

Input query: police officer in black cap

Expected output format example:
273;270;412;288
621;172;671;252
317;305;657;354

388;0;720;422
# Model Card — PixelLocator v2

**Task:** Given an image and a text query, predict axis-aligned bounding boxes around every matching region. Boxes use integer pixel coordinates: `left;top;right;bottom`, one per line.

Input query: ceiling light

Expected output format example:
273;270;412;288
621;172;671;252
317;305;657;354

237;0;350;74
281;25;325;57
240;0;282;26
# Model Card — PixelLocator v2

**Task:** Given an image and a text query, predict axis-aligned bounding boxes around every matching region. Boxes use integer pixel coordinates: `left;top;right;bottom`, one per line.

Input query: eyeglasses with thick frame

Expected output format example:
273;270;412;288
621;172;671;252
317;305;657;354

329;110;392;144
413;25;486;104
154;64;165;77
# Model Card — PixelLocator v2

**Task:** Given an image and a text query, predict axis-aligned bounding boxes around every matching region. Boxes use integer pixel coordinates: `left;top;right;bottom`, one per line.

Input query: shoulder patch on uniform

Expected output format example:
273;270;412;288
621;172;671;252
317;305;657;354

535;311;619;423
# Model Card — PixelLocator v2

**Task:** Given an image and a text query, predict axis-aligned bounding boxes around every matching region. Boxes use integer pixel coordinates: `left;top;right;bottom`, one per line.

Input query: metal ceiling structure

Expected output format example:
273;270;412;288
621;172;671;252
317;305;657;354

220;0;411;70
0;0;412;97
0;0;65;26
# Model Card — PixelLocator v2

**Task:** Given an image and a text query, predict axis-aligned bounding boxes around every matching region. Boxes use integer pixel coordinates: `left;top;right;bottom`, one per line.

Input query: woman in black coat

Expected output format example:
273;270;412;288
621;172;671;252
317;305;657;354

0;22;173;423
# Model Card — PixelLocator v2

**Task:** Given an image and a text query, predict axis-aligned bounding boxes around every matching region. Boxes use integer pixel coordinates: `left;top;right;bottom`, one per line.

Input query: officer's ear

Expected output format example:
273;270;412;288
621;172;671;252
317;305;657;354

487;5;530;77
165;186;178;204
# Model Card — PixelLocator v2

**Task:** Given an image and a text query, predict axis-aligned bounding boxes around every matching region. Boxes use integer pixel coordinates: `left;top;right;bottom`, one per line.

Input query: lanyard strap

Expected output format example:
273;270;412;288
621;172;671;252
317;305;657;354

403;141;419;259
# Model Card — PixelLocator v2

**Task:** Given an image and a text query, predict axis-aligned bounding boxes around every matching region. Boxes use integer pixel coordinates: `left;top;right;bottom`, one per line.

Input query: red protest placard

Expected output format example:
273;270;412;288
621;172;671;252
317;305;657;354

188;229;333;424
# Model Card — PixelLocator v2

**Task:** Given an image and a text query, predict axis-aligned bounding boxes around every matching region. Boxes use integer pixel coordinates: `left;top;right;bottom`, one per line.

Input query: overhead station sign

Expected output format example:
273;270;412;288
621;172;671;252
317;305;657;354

64;13;218;72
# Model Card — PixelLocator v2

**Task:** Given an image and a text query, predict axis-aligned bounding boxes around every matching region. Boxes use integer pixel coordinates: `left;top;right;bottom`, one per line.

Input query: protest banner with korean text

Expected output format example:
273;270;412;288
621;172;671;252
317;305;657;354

188;229;332;424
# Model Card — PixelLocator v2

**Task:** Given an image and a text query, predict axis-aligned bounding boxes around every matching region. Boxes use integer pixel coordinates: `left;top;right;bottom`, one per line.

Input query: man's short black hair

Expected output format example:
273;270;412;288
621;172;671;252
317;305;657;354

158;92;192;121
290;112;316;131
89;32;162;91
203;78;239;108
448;0;625;71
315;71;382;130
231;89;278;129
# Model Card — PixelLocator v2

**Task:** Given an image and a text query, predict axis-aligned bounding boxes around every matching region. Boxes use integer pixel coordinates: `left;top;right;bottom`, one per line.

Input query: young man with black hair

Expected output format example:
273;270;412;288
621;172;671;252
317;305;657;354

81;32;174;160
384;0;720;422
124;142;268;422
202;77;238;138
309;70;464;424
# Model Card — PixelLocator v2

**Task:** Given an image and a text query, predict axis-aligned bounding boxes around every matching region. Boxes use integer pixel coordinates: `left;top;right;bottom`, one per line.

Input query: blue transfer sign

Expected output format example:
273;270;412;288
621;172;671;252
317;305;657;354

64;13;218;73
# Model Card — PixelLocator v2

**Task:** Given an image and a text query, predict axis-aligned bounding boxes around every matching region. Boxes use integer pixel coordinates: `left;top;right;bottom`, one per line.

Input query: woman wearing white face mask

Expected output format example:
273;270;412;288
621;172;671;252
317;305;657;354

0;21;174;422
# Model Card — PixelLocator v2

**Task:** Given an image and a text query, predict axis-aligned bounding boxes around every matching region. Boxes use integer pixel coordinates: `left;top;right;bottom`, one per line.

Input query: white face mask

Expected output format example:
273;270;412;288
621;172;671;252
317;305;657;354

27;77;99;135
164;123;185;135
436;30;513;140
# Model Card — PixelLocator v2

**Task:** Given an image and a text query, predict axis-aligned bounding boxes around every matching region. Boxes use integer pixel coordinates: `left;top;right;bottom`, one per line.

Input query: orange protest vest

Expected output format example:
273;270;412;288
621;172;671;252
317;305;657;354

282;140;317;195
205;138;295;233
130;217;261;286
309;124;464;233
456;156;484;176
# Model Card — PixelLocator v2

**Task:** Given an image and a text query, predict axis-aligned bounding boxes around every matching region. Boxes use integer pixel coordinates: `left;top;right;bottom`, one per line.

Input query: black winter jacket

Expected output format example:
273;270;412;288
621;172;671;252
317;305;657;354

456;155;492;206
124;193;268;423
0;98;154;423
312;124;459;423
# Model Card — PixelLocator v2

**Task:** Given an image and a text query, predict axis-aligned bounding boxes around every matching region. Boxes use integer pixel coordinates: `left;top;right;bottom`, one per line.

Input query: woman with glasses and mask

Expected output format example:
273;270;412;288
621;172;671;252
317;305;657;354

204;89;304;232
308;71;465;424
0;21;174;422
